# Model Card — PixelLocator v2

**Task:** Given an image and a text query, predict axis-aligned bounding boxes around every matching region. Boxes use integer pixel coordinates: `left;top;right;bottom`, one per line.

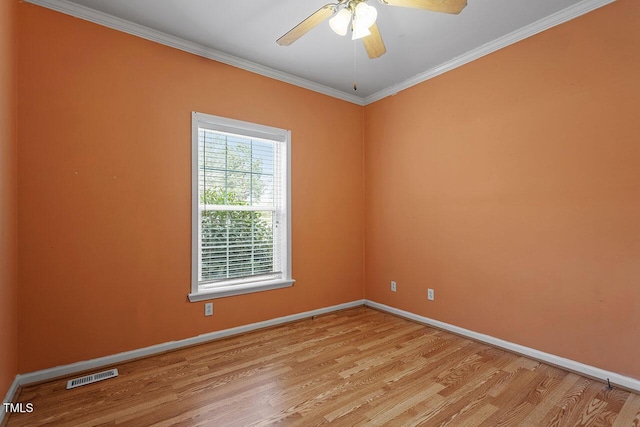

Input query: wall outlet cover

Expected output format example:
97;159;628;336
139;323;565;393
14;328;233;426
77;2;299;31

205;302;213;316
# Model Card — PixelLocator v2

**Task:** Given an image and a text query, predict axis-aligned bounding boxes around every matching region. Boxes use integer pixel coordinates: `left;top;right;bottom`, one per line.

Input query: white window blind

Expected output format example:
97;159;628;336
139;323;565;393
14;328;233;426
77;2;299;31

190;113;294;301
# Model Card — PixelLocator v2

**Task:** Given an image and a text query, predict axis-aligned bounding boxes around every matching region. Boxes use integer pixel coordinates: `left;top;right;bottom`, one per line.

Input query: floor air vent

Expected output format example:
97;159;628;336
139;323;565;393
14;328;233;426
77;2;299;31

66;368;119;390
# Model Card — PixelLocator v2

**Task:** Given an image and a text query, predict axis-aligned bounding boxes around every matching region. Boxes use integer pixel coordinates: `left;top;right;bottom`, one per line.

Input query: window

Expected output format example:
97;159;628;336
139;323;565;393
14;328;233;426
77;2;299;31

189;112;294;301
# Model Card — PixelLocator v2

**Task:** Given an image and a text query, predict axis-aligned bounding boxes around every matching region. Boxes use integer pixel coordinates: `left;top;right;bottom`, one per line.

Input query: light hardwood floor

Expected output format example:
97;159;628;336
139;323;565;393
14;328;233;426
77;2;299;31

6;307;640;426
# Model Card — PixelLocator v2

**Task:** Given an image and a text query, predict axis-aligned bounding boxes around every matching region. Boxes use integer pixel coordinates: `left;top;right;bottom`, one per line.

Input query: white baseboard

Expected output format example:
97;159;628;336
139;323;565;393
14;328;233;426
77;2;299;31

364;299;640;393
7;297;638;408
14;300;365;388
0;375;21;425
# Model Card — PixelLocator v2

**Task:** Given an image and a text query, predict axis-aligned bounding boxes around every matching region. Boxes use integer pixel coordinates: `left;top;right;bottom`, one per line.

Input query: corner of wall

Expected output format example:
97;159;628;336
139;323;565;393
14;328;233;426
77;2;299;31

0;0;20;408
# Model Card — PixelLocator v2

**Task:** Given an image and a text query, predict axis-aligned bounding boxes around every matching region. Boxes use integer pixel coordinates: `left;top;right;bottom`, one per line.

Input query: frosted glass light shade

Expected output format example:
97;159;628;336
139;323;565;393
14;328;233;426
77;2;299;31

351;22;371;40
354;2;377;29
329;8;352;36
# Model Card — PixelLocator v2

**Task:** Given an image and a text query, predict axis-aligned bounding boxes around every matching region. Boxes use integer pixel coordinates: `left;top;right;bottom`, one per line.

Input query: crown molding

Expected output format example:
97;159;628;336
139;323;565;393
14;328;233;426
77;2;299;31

23;0;366;106
25;0;614;107
363;0;616;105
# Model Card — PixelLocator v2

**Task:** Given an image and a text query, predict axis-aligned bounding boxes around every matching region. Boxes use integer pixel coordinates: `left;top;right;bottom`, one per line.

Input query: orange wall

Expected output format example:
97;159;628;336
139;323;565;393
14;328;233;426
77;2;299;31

16;4;364;373
365;0;640;379
14;0;640;382
0;0;18;399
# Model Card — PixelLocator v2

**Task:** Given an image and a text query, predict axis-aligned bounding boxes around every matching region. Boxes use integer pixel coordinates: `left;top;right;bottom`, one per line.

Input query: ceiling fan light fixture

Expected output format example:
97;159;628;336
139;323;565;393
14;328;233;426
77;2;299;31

329;8;352;36
351;22;371;40
354;2;377;30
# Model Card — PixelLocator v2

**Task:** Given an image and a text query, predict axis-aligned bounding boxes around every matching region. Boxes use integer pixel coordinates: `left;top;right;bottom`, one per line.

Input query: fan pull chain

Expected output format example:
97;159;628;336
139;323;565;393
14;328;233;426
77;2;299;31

353;40;357;91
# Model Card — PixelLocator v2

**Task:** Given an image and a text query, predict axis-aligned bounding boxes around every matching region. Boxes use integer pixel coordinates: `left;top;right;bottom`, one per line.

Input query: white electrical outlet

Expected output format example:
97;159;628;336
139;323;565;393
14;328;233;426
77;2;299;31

428;289;434;301
391;281;397;292
204;302;213;316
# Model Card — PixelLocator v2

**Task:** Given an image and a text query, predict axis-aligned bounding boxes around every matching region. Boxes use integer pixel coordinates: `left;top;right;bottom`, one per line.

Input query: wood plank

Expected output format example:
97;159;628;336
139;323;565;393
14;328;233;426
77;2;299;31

519;372;581;426
612;393;640;427
537;378;606;426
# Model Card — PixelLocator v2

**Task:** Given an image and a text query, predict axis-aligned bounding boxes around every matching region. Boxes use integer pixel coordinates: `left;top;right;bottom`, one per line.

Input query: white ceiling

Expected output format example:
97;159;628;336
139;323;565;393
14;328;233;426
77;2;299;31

29;0;614;104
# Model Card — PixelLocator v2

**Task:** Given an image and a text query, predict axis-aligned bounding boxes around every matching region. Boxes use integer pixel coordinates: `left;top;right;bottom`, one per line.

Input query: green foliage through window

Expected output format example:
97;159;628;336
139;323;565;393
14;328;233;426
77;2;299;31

199;188;274;281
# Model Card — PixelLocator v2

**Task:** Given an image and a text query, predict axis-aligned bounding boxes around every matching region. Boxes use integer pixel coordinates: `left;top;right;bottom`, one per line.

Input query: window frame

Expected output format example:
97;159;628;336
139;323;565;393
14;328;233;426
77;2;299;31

189;112;294;302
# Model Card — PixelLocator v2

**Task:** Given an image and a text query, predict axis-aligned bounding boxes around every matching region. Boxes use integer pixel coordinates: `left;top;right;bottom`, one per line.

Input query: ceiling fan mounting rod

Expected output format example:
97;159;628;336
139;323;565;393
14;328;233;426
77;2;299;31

337;0;367;13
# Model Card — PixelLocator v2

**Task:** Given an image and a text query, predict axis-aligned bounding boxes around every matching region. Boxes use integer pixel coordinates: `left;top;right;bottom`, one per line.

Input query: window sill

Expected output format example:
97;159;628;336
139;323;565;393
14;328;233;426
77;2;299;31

188;278;295;302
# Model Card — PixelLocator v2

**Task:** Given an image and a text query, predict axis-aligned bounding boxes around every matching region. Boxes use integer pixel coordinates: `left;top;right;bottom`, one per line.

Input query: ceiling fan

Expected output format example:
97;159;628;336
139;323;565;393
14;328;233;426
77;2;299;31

276;0;468;59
